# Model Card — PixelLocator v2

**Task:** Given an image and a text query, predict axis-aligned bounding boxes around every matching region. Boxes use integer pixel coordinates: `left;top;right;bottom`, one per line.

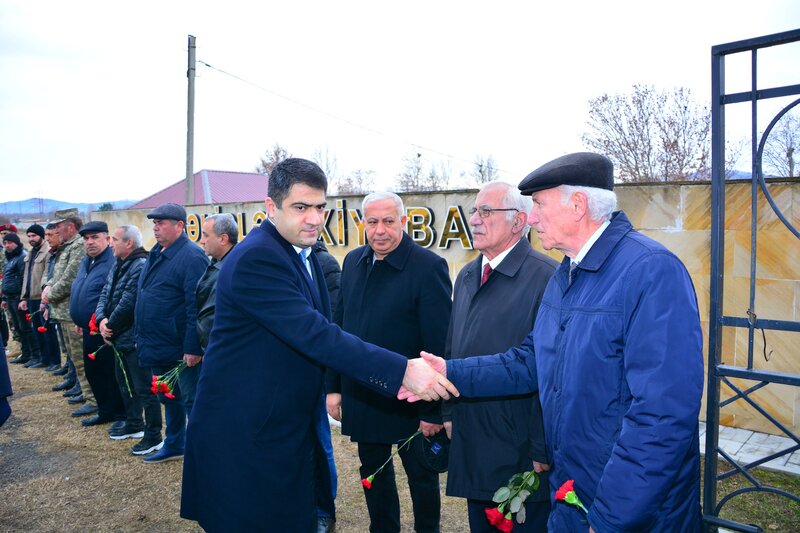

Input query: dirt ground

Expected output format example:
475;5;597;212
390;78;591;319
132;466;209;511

0;361;469;532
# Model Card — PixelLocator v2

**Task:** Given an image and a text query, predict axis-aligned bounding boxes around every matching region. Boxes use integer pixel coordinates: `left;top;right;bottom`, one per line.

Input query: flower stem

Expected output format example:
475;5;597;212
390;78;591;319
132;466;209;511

370;429;422;479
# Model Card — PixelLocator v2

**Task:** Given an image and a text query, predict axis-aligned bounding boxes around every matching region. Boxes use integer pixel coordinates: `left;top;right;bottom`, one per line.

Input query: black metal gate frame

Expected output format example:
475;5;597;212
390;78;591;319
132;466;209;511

705;28;800;533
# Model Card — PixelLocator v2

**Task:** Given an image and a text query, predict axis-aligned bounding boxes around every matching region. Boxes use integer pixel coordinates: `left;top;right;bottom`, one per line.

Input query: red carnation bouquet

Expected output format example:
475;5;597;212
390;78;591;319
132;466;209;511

361;429;422;490
485;468;541;532
151;361;187;400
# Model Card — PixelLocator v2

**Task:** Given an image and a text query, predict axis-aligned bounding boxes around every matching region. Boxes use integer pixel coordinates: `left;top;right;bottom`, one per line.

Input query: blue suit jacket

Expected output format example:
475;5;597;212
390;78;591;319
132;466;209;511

181;221;409;532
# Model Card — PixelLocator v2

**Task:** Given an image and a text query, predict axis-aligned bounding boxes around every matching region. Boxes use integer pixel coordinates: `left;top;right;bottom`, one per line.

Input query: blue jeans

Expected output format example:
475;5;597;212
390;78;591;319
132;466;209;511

315;400;337;518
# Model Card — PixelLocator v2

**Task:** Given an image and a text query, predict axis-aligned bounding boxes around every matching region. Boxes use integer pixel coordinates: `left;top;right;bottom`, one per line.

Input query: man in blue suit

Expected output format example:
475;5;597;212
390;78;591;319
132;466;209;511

181;158;458;533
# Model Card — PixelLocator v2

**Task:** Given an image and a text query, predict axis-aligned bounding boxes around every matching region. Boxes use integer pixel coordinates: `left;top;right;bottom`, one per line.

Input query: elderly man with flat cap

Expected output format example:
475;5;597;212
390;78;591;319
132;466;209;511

135;202;208;463
411;153;703;533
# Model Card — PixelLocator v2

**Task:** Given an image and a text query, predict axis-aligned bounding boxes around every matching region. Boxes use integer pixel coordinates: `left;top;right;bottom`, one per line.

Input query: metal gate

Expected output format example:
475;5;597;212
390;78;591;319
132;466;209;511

704;28;800;532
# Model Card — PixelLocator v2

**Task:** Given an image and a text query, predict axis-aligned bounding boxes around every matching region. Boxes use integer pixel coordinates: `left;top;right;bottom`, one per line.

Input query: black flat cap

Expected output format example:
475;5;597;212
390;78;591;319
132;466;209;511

518;152;614;196
147;202;187;223
79;220;109;236
412;431;450;473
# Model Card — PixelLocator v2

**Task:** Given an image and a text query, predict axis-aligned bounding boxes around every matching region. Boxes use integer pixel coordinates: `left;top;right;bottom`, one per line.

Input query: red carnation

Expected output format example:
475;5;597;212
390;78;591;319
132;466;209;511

159;382;170;393
555;479;574;501
164;392;176;400
87;352;96;360
497;516;514;533
88;313;100;335
37;326;48;333
361;477;373;490
25;313;32;322
150;385;158;395
485;507;504;526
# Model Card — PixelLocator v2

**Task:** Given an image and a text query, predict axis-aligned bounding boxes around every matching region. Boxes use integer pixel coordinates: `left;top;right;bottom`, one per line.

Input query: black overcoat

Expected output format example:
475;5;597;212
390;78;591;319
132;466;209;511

181;221;409;532
327;232;452;443
444;237;556;501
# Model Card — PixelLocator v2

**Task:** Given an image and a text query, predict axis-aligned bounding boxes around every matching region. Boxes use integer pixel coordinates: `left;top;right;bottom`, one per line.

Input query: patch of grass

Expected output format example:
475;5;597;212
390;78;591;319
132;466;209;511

702;458;800;532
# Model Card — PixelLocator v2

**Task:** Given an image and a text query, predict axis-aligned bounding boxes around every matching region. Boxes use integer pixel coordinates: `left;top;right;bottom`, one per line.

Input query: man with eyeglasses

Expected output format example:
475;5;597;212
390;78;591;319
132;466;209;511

445;181;557;532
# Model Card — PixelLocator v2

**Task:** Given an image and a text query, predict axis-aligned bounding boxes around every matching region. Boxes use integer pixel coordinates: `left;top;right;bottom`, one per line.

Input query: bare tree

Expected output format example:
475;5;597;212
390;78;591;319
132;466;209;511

334;169;376;195
582;85;712;182
471;154;498;184
762;110;798;177
312;146;339;182
255;143;292;176
395;152;425;192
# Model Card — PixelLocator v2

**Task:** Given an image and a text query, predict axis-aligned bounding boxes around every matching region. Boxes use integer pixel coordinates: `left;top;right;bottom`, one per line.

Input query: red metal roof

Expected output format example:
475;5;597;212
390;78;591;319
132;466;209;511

130;170;267;209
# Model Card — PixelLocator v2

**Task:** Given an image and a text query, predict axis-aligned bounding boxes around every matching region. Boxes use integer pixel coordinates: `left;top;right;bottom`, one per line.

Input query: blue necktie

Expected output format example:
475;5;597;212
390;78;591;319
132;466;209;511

300;249;313;280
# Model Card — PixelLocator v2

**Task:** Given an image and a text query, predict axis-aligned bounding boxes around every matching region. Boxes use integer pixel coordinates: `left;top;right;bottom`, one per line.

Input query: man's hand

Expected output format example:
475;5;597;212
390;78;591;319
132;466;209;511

399;357;459;402
533;461;550;474
74;325;82;335
398;352;452;402
41;286;50;304
0;301;6;311
18;300;28;311
326;393;342;421
183;354;202;367
42;307;49;321
99;318;113;340
443;420;452;439
419;421;443;437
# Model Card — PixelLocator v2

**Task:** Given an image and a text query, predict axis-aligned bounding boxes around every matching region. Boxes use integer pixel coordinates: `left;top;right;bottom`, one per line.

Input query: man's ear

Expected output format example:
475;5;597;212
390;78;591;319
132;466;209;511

571;191;589;221
265;197;276;218
511;211;527;234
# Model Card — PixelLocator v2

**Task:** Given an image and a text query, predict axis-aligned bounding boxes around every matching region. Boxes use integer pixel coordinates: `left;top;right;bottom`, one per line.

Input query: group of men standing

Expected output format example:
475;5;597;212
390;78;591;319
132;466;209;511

2;206;240;462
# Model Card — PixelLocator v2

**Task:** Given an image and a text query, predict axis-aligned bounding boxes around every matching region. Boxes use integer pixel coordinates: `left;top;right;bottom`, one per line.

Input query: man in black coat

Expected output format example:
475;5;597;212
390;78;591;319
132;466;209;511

326;191;452;533
70;221;124;427
444;182;557;532
96;224;162;454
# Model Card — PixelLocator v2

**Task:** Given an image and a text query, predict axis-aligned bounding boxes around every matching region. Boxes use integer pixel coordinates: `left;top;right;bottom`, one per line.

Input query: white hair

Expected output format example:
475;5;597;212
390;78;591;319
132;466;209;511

118;225;142;248
559;185;617;222
362;191;404;217
480;180;532;226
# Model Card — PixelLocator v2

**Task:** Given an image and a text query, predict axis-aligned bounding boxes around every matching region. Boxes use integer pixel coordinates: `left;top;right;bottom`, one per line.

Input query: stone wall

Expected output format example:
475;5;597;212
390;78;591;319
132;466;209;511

93;179;800;436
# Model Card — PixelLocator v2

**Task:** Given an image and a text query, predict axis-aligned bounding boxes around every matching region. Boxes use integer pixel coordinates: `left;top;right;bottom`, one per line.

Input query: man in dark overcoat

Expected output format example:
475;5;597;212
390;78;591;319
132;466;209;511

326;191;452;533
180;158;457;533
444;181;556;532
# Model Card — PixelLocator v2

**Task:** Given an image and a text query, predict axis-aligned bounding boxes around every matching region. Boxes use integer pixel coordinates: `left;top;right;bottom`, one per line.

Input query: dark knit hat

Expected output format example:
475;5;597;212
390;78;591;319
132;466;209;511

2;233;21;246
26;224;45;239
518;152;615;196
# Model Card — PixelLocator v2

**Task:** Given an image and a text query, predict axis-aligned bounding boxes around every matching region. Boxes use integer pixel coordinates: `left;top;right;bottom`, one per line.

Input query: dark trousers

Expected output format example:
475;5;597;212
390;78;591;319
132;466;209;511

7;298;39;359
29;300;59;366
358;440;441;533
82;332;125;421
151;360;201;453
117;347;162;439
467;498;550;533
0;309;8;347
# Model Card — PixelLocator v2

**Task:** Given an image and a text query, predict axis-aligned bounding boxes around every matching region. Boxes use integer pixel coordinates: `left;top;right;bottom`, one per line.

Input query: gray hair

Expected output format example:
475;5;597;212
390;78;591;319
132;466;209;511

362;191;404;217
480;181;532;227
118;225;142;248
559;185;617;222
206;213;239;245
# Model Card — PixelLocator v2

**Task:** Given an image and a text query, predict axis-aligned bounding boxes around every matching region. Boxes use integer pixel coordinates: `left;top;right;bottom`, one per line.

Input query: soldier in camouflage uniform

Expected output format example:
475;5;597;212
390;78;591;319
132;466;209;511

41;209;97;417
0;224;21;358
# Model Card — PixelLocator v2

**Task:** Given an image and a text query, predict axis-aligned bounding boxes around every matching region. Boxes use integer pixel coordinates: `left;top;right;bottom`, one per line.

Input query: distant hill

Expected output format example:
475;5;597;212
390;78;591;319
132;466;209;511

0;198;137;217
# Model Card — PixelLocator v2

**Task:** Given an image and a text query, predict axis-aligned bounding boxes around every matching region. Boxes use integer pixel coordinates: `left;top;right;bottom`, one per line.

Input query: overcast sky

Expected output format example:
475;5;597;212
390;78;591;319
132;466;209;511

1;1;799;203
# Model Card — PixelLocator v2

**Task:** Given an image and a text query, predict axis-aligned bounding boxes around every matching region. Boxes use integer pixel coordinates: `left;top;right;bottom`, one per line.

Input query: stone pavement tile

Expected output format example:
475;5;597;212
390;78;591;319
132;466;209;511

718;425;752;443
787;451;800;467
699;421;706;436
779;462;800;475
717;438;746;456
737;443;791;465
746;432;796;449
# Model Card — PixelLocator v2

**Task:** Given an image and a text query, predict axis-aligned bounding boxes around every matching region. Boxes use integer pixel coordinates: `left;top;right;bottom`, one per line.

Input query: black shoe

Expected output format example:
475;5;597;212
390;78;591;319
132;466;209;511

108;420;126;433
23;358;42;368
52;379;76;392
81;415;114;427
67;394;85;405
70;403;98;417
109;423;145;440
29;361;47;369
52;365;69;376
131;436;164;456
63;385;82;397
10;356;30;365
45;364;61;372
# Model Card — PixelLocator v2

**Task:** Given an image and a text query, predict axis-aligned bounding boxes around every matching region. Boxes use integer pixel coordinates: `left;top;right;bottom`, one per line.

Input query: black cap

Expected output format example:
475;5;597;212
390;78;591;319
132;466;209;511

2;232;21;246
412;431;450;473
26;224;45;239
147;202;187;223
518;152;614;196
78;220;109;236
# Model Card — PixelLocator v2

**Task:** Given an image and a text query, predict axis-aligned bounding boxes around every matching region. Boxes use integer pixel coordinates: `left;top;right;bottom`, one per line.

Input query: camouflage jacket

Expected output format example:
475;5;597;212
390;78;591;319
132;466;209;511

46;233;85;320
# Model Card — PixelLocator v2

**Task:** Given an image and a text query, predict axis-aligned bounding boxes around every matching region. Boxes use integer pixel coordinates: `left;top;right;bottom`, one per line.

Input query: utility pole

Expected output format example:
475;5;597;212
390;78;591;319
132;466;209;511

186;34;196;205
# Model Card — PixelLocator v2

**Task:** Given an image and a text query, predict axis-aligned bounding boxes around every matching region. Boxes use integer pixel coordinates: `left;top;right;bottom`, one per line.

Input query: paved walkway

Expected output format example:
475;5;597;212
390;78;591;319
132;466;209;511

699;422;800;476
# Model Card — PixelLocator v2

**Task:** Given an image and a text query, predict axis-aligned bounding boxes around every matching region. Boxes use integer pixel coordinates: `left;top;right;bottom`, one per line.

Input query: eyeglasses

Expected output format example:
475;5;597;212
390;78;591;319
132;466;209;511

468;206;520;219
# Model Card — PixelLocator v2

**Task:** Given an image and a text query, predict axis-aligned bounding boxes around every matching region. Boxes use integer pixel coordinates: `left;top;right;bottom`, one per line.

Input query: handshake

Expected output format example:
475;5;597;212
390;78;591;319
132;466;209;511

398;352;456;402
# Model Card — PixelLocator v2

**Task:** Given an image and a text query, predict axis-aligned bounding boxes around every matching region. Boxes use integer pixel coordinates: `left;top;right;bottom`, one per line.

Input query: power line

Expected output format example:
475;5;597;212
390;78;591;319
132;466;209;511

197;59;520;177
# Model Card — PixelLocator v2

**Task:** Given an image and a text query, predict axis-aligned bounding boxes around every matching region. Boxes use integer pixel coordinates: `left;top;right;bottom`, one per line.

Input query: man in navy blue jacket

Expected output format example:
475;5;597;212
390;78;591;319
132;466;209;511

70;221;124;427
409;153;704;533
181;158;458;533
135;203;208;463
